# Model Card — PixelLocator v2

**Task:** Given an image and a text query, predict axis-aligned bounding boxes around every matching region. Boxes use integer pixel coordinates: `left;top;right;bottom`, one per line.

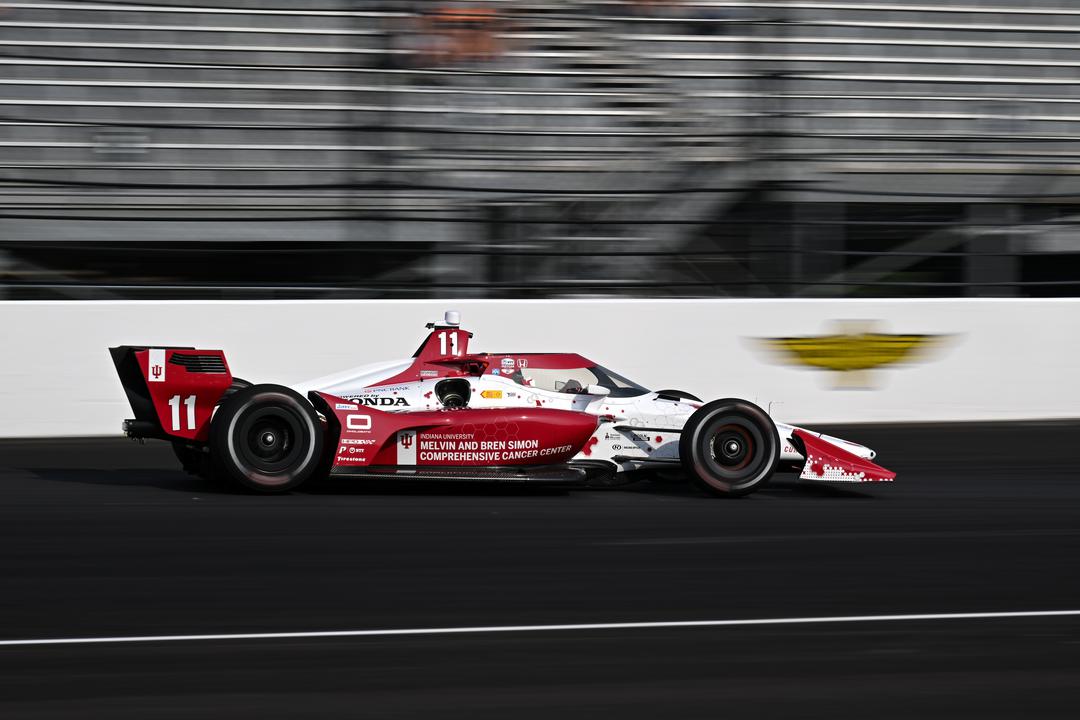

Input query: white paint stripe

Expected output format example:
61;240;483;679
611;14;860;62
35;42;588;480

2;611;1079;648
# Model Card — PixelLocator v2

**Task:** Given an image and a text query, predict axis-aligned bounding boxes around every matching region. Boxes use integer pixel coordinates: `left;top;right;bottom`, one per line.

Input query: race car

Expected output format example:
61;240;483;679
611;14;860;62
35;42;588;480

110;311;895;496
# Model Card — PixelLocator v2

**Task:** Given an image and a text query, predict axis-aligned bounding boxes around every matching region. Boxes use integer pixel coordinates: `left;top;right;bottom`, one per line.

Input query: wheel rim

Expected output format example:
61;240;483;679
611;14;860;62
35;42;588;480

248;417;293;465
696;414;769;490
710;424;754;471
235;404;306;480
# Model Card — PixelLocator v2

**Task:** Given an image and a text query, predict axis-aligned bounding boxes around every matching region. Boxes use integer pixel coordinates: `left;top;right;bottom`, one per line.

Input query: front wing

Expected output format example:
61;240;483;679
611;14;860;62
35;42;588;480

792;429;896;483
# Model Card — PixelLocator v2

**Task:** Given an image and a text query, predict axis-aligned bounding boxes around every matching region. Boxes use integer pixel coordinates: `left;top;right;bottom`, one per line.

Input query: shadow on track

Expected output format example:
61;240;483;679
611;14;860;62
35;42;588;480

17;459;875;501
25;466;229;495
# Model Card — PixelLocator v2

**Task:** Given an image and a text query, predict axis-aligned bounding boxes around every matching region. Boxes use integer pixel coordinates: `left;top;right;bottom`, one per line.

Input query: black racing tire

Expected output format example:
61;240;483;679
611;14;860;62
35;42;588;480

210;384;323;493
679;398;780;497
220;376;253;402
655;389;703;402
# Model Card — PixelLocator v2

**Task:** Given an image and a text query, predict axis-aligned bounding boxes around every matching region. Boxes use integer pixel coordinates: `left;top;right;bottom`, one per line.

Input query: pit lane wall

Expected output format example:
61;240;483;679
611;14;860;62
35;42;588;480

1;299;1077;437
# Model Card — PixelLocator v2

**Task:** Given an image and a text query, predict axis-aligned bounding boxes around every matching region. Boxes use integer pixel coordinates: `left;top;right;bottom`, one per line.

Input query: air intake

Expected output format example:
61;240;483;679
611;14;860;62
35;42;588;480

169;353;227;374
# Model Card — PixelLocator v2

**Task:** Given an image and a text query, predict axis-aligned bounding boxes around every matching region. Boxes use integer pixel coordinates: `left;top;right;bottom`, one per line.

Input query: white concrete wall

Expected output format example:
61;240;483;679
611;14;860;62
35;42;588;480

1;299;1077;438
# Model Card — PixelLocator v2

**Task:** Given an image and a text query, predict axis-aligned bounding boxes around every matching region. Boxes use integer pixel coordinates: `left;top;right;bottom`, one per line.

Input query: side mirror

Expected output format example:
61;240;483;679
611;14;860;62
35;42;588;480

585;384;611;397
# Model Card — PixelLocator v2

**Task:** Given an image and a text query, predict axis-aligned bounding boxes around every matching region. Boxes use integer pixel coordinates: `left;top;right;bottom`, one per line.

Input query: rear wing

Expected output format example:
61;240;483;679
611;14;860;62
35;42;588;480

110;346;232;442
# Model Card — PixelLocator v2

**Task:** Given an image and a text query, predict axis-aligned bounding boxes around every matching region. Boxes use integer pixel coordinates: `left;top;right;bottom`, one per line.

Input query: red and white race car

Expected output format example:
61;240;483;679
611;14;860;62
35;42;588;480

111;312;894;496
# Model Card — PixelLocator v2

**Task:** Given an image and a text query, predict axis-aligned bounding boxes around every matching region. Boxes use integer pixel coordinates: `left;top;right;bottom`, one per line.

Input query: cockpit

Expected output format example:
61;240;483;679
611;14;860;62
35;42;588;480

509;365;649;398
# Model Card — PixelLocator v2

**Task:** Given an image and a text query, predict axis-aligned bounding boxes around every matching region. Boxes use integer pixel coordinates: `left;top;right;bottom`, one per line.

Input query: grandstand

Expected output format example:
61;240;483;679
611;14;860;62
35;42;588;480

1;0;1079;297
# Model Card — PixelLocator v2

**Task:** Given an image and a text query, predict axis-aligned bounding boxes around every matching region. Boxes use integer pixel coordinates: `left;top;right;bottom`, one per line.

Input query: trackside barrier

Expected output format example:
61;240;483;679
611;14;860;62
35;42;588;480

0;299;1077;438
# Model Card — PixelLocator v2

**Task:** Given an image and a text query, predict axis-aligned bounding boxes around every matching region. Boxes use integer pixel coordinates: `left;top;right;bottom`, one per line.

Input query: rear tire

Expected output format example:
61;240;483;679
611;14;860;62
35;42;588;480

679;399;780;497
210;384;323;493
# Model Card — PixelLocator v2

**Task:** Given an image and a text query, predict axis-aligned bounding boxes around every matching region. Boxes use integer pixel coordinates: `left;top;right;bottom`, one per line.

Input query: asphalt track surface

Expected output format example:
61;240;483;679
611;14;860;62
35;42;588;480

0;422;1078;719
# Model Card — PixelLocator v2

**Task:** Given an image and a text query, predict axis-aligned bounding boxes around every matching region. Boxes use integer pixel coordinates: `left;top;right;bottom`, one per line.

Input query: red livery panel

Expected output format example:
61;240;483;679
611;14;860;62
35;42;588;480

794;429;896;483
134;349;232;441
317;392;598;469
370;321;599;388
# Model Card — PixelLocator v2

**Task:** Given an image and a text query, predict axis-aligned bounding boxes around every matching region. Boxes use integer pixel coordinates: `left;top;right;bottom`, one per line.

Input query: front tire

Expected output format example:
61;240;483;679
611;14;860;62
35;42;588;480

211;384;323;493
679;399;780;497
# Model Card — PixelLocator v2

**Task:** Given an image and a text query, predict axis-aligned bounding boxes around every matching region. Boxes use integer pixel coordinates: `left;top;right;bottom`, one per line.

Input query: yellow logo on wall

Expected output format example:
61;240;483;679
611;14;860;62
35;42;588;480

758;321;949;389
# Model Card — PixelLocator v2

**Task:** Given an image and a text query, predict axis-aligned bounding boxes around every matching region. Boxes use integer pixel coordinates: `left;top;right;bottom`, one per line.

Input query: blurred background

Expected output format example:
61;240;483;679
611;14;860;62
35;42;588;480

3;6;1080;716
2;0;1080;299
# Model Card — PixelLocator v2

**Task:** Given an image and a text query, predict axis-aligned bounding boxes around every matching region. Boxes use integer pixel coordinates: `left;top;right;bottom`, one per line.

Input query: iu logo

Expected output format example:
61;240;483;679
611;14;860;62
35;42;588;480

147;349;166;382
397;430;417;465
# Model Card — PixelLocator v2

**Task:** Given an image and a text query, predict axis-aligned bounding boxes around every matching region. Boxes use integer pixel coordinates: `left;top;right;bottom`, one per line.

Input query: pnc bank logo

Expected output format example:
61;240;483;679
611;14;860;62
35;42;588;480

756;320;952;389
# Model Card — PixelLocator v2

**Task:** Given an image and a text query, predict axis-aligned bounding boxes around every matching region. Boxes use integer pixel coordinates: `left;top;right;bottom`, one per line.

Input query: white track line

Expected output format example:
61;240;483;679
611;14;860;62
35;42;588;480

2;611;1080;648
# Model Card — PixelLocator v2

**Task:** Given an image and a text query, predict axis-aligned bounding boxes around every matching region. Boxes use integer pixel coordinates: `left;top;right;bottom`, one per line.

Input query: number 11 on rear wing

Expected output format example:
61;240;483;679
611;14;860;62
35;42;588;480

110;346;233;441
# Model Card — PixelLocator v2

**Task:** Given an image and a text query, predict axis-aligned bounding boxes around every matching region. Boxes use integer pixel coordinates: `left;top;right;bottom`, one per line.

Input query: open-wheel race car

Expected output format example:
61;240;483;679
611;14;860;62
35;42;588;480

111;311;895;496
